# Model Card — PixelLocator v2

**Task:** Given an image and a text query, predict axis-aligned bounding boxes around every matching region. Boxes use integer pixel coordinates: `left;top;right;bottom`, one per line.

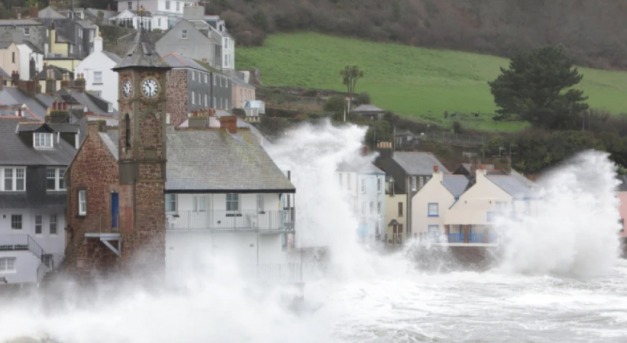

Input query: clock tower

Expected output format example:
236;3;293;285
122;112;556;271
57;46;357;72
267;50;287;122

113;28;171;272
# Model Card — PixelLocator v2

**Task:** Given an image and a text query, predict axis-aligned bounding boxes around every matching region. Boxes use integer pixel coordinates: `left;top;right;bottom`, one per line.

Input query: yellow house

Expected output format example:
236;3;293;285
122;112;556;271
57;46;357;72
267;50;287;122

0;42;20;77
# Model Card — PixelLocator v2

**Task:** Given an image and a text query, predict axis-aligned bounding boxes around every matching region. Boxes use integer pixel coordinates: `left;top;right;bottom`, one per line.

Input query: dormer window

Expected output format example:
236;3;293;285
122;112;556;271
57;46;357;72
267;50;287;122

34;132;53;149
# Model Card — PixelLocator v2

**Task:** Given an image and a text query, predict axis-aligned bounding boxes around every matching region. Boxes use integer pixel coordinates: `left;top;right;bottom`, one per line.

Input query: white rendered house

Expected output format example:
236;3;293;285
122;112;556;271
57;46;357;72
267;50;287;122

74;35;121;110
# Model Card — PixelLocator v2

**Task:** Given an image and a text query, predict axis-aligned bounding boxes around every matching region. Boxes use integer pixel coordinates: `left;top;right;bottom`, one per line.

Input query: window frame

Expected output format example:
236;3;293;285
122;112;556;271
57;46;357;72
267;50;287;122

0;257;16;272
49;214;57;235
34;132;53;149
165;193;177;213
35;215;42;234
2;167;26;192
226;193;239;212
428;202;439;217
78;189;87;216
93;71;103;84
181;29;188;39
11;214;22;230
46;167;66;191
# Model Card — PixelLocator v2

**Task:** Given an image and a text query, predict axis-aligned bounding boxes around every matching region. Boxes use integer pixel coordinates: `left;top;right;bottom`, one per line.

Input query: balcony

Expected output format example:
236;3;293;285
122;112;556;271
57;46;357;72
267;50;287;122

0;234;51;267
447;232;498;244
167;209;295;234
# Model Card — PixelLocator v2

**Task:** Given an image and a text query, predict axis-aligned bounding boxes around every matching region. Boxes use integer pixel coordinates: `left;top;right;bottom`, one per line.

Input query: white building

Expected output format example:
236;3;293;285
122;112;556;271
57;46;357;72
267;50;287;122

164;118;297;282
74;34;121;110
337;161;386;242
0;120;77;285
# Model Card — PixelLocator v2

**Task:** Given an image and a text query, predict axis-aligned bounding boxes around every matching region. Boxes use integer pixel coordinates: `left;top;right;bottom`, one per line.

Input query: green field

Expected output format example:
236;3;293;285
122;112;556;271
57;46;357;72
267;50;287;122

237;32;627;132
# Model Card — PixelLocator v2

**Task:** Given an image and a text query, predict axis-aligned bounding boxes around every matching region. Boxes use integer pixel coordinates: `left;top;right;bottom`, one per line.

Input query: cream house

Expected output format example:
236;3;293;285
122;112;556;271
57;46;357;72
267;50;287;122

443;169;535;244
411;166;470;242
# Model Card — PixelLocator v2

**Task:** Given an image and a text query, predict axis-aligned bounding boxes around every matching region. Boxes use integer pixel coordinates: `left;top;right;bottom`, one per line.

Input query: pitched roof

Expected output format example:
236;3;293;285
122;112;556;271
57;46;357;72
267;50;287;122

38;6;66;19
166;127;295;192
0;118;76;166
392;151;449;176
0;87;48;120
114;28;170;70
161;52;208;71
103;51;122;64
441;175;470;198
486;173;535;199
0;19;41;26
36;65;73;80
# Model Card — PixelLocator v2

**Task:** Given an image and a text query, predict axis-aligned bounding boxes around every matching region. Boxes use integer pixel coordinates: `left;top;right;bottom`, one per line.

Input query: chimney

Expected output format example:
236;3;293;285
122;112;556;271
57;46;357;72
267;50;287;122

433;165;439;173
188;110;208;129
219;115;238;133
94;34;103;53
17;12;21;20
29;6;38;18
60;72;71;90
47;101;70;123
11;71;19;85
74;73;86;92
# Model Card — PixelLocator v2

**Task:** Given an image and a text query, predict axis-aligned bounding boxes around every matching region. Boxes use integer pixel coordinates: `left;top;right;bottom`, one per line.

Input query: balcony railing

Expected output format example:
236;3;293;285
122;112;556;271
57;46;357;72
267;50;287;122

167;209;295;233
0;234;46;260
447;232;498;244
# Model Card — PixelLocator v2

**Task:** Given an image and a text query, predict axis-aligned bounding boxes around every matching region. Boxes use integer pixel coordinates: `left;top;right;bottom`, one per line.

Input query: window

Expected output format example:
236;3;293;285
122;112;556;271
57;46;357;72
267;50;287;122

204;94;208;106
181;29;187;39
46;168;65;191
411;176;417;191
361;179;365;193
24;27;30;36
2;167;25;191
176;1;180;11
377;201;381;214
93;71;102;84
35;215;42;234
377;178;382;192
34;132;53;149
165;194;176;212
165;1;170;10
11;215;22;230
157;18;162;27
191;91;195;105
193;196;206;212
127;1;132;9
428;203;439;217
78;189;87;215
191;71;195;81
398;202;403;216
124;114;131;148
204;74;208;83
0;257;16;272
226;193;239;212
12;52;15;63
49;214;57;234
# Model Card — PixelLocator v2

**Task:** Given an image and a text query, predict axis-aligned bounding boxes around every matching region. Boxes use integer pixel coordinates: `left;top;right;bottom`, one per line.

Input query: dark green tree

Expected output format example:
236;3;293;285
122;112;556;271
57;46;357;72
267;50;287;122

488;46;588;130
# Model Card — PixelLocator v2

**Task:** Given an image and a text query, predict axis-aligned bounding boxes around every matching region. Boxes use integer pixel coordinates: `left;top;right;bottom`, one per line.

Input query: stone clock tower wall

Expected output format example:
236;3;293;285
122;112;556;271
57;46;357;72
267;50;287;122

62;29;170;280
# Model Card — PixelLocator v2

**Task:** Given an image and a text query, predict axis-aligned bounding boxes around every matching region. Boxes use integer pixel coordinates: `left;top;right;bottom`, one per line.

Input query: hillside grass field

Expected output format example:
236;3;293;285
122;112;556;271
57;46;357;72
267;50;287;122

237;32;627;132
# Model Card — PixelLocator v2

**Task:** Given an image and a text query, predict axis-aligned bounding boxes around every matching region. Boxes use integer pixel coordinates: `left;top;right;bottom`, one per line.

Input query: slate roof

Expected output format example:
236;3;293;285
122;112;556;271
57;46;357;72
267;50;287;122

392;151;449;176
103;51;122;64
0;118;76;166
162;52;208;71
38;6;66;19
114;28;170;70
0;87;48;120
166;127;295;192
0;19;41;26
36;65;73;80
441;175;470;198
486;173;535;200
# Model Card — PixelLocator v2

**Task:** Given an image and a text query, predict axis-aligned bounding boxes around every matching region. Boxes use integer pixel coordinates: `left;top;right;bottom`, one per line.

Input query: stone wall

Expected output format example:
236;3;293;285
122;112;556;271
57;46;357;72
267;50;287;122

166;69;189;127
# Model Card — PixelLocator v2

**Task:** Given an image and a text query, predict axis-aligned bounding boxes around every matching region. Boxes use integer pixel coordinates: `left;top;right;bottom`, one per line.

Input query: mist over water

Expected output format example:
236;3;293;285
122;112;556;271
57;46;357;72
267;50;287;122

496;150;621;277
1;122;626;343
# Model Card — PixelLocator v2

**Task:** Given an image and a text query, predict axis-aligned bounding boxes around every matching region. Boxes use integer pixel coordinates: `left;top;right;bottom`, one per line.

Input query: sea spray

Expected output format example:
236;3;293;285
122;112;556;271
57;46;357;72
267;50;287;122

497;150;621;277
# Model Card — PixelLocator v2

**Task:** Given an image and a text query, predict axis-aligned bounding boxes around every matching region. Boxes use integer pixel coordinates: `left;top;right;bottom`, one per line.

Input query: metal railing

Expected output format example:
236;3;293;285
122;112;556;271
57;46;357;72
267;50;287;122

166;209;295;232
0;234;46;260
447;232;498;244
78;213;120;234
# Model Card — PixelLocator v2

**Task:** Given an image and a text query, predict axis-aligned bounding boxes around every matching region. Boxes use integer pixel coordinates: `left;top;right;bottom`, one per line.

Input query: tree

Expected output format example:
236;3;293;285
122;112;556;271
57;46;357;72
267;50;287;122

340;65;364;121
488;46;588;130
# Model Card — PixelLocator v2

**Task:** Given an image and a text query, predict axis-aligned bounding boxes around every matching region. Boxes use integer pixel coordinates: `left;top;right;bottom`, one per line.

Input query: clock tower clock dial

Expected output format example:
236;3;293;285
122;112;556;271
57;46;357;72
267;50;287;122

122;79;132;98
141;77;159;98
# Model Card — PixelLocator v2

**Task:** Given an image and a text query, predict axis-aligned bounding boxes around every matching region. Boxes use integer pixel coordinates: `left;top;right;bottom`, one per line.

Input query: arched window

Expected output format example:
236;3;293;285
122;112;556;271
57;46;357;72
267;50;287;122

124;114;131;148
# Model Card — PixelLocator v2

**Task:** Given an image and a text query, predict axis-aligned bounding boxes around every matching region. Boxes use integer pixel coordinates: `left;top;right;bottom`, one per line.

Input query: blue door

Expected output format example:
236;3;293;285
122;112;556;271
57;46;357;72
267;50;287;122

111;192;119;228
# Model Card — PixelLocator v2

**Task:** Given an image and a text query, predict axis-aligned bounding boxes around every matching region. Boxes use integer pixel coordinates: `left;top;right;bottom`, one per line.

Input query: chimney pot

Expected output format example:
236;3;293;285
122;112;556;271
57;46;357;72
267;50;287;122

433;165;439;172
219;115;238;134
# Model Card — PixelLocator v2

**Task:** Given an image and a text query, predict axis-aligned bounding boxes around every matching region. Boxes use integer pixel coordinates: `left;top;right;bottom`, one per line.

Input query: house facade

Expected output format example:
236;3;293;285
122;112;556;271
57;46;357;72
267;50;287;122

0;19;47;55
0;118;77;284
375;150;449;240
411;167;469;242
444;169;535;244
74;35;121;110
156;19;218;69
337;162;386;242
165;118;296;280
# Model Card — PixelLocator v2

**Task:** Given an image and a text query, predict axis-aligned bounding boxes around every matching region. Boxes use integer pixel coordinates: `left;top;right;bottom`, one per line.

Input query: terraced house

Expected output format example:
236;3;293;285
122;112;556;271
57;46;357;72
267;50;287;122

0;118;77;285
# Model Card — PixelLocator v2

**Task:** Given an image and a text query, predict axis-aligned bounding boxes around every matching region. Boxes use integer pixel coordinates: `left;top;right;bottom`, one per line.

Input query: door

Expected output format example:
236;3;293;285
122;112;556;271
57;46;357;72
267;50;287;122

111;192;119;229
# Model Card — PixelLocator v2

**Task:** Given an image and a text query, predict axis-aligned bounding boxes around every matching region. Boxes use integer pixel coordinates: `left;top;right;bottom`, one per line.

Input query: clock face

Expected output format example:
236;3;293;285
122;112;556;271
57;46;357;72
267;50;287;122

141;78;159;98
122;79;132;98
